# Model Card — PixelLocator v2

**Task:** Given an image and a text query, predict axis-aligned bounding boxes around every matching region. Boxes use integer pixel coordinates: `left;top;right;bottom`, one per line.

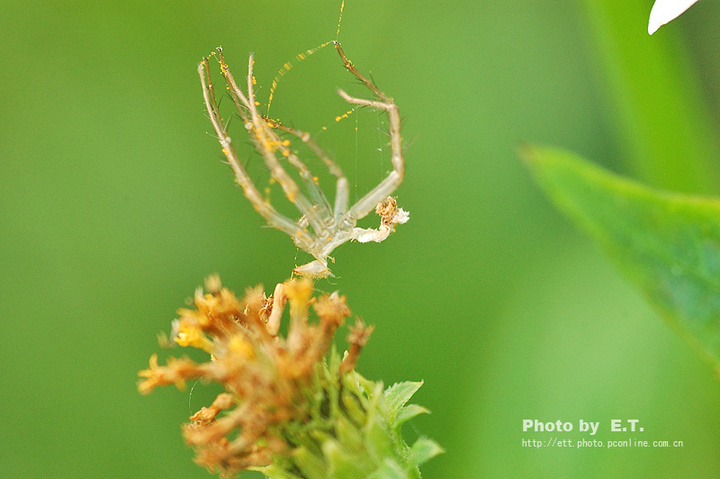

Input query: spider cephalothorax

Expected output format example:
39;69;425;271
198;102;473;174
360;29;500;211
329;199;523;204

199;42;408;277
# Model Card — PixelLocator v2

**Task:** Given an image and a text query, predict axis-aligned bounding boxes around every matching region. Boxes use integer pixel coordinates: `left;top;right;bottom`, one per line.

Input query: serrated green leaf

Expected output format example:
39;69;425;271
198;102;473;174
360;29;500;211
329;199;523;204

410;438;444;467
395;404;429;427
523;145;720;369
384;382;423;418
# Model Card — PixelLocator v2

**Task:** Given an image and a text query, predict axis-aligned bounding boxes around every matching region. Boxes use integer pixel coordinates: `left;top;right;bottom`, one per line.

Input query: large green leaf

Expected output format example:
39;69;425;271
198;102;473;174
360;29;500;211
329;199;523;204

522;145;720;371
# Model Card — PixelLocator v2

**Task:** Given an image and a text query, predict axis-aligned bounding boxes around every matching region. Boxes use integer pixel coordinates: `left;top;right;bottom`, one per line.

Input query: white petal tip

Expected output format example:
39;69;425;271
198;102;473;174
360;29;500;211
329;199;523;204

648;0;700;35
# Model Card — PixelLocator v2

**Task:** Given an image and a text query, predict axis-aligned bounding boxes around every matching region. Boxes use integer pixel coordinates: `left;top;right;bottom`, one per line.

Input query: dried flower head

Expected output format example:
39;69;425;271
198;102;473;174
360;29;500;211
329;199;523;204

138;277;439;478
140;277;354;472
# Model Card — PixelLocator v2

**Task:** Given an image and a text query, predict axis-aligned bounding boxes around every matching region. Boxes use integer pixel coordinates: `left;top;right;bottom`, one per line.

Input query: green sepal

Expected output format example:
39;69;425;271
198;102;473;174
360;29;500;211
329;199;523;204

253;464;303;479
322;440;369;479
292;446;327;479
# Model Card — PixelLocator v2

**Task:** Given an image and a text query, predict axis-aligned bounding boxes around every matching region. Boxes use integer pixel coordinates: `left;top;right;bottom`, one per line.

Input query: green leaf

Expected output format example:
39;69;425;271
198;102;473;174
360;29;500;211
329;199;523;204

522;145;720;370
384;382;423;418
410;438;444;467
395;404;429;427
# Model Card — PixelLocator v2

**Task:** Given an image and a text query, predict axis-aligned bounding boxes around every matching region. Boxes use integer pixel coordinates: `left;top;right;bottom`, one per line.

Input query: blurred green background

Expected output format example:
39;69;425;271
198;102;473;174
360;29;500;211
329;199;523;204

3;0;720;477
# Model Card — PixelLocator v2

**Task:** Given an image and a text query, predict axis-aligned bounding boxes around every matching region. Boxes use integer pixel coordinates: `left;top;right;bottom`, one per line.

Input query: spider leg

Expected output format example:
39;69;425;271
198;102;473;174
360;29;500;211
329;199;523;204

334;41;389;102
264;121;334;227
271;122;350;223
350;196;409;243
219;53;331;240
199;57;316;252
334;176;350;222
334;43;405;221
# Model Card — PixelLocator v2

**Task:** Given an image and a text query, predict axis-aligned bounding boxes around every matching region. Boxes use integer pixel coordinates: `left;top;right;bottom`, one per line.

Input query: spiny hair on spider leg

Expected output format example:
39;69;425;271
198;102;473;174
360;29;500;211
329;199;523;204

222;113;234;131
368;71;378;85
402;131;418;152
347;78;383;95
203;130;221;141
370;125;391;137
240;153;252;169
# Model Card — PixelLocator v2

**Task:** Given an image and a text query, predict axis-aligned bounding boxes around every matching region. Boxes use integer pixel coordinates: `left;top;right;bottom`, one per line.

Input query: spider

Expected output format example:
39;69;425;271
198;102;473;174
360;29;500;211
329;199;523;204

198;42;408;277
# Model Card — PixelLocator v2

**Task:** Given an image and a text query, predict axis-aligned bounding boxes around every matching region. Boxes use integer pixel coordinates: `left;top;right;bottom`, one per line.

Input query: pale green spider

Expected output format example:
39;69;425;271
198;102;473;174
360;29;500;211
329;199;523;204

199;42;408;277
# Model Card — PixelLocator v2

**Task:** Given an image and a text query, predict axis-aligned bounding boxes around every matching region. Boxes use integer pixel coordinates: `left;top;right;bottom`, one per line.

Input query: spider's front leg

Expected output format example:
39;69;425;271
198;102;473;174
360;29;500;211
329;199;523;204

337;88;405;220
351;196;409;243
271;122;350;222
333;42;409;245
199;55;317;254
